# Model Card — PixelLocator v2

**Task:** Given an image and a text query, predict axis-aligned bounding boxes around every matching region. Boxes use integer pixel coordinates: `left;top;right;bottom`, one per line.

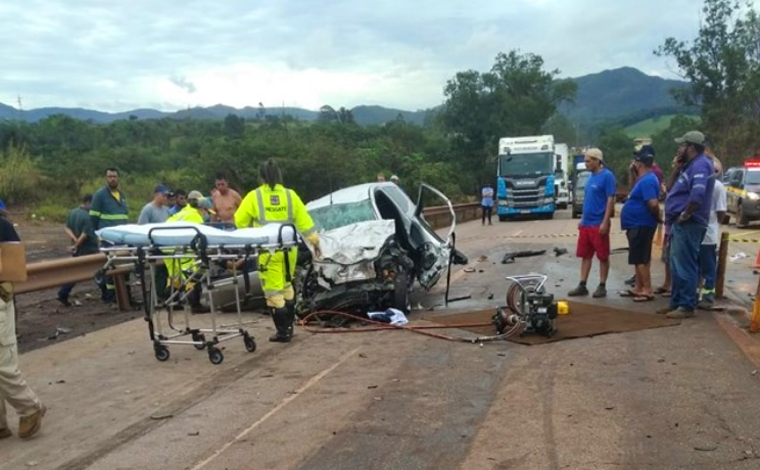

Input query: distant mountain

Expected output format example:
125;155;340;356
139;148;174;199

0;66;692;127
562;66;693;121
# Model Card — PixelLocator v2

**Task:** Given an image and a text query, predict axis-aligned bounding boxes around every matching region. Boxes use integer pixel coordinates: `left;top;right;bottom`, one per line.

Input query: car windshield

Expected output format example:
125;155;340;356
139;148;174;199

499;152;553;177
746;171;760;185
308;199;377;231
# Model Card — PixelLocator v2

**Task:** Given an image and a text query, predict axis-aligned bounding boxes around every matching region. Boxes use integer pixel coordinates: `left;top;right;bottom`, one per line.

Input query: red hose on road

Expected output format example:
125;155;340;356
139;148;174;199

297;309;523;343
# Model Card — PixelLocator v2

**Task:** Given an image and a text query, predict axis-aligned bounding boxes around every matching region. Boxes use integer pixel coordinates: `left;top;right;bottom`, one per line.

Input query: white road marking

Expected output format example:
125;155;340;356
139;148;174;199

189;347;361;470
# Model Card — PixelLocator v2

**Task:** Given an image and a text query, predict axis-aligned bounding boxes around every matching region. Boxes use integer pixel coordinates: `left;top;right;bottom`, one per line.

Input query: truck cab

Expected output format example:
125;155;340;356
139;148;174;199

496;135;557;221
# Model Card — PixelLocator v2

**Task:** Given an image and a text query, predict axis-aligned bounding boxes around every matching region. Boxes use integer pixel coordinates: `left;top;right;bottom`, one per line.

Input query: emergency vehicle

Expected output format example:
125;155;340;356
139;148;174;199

725;158;760;228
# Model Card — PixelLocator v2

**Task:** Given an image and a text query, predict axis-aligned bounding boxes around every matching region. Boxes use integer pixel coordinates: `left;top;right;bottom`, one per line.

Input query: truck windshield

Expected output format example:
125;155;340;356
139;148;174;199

499;152;553;177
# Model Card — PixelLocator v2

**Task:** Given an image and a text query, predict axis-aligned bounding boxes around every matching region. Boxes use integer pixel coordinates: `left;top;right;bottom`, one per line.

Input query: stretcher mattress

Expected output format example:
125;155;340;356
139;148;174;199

96;222;297;247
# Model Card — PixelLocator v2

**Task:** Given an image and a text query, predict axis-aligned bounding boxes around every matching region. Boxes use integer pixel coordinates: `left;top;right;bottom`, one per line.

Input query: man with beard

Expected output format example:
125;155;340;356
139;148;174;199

90;167;129;303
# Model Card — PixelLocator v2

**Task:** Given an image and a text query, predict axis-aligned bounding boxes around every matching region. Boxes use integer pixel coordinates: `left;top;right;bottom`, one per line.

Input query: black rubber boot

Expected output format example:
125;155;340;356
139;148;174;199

285;300;297;337
269;307;292;342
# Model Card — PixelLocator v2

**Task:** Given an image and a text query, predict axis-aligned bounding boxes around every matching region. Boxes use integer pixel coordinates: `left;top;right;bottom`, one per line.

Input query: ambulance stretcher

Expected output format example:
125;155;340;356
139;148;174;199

96;222;298;365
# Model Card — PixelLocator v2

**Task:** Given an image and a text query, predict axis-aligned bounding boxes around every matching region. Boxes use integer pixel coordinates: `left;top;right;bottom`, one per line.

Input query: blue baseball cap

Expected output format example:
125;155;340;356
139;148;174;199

154;184;170;195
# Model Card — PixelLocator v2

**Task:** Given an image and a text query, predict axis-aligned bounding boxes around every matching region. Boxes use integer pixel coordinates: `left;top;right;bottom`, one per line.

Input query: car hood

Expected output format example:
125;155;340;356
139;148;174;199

313;220;396;284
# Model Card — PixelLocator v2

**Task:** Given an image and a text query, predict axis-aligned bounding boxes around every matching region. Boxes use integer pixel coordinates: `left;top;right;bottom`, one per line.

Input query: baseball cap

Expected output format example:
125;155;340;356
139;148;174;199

188;190;213;209
390;174;399;181
585;148;604;162
154;184;170;195
675;130;706;145
634;144;656;158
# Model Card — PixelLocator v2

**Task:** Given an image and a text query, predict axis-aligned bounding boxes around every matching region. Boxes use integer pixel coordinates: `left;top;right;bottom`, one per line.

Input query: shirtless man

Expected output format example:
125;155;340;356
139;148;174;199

211;174;242;224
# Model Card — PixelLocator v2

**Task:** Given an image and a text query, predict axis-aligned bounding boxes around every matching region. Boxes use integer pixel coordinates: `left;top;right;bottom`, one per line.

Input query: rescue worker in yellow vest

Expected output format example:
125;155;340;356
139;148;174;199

164;190;213;313
234;159;322;342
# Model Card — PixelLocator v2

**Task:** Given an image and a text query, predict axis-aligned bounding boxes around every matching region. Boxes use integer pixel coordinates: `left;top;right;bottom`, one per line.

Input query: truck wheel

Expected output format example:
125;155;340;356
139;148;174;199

738;204;749;228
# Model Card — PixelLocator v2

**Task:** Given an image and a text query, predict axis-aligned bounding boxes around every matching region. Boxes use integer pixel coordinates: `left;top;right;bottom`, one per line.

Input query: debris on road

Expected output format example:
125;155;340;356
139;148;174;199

501;249;546;264
188;431;200;436
150;413;174;420
694;444;718;452
731;252;749;262
553;247;568;257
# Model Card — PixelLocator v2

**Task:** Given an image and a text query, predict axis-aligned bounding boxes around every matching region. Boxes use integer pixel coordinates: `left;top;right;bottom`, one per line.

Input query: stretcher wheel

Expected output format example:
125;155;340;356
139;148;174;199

192;332;206;350
208;347;224;365
244;334;257;353
155;346;170;362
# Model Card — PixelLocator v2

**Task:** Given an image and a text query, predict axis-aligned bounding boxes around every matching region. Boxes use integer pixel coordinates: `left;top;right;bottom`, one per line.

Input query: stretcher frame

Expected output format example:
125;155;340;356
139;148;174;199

99;224;298;365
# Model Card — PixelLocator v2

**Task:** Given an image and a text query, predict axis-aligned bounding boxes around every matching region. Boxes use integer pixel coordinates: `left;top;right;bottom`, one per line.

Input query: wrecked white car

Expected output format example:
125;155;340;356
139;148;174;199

295;181;468;315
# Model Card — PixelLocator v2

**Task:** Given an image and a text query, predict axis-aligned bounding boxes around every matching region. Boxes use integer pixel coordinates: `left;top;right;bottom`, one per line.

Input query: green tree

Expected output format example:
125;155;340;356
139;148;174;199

439;50;576;185
656;0;760;158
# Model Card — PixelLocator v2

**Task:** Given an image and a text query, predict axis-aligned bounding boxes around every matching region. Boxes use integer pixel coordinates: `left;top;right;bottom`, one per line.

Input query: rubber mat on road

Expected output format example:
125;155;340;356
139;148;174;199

422;301;681;345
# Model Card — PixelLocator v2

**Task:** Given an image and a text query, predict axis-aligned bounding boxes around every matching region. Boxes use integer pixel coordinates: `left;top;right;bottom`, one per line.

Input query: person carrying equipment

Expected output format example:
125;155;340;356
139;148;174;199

234;159;322;342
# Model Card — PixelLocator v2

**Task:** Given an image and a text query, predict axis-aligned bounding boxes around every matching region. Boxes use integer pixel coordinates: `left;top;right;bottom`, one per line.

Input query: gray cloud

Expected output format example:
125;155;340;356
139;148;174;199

169;76;197;94
0;0;755;112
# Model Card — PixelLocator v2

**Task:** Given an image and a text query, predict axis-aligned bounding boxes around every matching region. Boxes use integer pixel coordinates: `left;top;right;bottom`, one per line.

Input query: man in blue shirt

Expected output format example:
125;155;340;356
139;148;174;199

569;148;617;298
620;150;662;301
481;182;494;225
657;131;715;318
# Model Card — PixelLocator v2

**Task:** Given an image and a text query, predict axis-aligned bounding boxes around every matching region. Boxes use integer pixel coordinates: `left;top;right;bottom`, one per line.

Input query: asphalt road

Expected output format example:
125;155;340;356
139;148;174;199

3;208;760;470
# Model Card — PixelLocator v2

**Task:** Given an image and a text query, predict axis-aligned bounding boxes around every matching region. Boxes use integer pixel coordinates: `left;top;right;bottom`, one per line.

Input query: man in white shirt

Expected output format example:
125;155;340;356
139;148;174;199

698;157;727;310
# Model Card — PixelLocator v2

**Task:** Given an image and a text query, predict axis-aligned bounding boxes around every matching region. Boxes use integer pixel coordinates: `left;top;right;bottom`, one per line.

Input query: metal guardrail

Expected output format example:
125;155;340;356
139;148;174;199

12;202;483;310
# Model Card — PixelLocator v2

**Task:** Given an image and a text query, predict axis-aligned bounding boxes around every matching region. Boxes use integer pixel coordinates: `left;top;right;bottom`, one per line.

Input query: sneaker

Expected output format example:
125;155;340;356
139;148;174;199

666;308;695;319
592;285;607;298
656;306;676;315
624;275;636;286
18;404;46;439
568;285;589;296
0;428;11;439
697;299;715;311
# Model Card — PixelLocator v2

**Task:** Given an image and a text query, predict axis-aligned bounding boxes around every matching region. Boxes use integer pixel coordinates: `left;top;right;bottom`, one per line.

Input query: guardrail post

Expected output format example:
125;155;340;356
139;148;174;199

716;231;729;299
113;273;130;312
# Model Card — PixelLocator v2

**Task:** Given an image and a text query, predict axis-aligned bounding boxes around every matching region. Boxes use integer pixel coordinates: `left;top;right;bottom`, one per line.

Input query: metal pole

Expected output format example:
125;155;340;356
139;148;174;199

716;231;729;299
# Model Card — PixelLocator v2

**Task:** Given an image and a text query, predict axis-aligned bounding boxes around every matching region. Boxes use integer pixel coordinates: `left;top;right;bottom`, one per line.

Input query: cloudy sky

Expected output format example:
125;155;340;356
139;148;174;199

0;0;746;112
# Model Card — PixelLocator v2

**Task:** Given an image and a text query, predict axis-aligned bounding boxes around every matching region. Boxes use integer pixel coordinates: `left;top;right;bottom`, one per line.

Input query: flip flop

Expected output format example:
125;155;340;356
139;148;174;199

633;294;655;302
618;290;638;297
661;292;672;298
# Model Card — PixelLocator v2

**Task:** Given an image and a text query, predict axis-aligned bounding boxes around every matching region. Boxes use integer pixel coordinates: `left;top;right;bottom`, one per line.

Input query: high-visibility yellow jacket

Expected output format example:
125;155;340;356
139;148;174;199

234;184;319;246
164;205;205;284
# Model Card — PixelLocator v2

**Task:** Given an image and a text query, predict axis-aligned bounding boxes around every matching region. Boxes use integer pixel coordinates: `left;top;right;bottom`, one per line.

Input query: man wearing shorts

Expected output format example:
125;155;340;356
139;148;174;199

568;148;617;298
619;150;661;301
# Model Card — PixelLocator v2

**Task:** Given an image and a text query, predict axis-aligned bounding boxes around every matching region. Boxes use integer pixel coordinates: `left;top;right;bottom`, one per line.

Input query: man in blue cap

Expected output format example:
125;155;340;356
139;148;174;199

138;184;172;225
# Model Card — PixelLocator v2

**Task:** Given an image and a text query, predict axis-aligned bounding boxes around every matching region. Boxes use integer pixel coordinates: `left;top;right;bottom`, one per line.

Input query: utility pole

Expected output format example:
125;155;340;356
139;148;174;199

17;95;23;120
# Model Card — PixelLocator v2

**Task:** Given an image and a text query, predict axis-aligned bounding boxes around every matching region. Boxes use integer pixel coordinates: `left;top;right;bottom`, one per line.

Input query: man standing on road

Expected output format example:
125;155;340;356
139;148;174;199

568;148;616;298
90;168;129;303
657;131;715;318
137;184;171;225
211;174;242;225
58;194;100;307
481;182;494;226
0;215;46;439
698;155;727;310
619;150;662;301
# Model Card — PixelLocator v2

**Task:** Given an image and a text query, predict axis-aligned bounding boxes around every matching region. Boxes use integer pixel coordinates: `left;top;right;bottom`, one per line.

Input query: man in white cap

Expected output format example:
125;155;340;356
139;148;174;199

568;148;617;298
390;175;400;184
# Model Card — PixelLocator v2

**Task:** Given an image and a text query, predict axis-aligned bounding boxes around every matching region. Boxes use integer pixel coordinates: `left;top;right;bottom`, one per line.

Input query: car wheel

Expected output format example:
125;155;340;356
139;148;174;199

498;215;508;222
738;204;749;228
392;271;410;312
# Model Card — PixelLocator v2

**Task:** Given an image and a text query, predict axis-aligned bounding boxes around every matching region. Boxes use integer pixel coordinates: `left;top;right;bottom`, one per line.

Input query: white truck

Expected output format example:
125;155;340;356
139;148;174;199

496;134;558;220
554;143;570;209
